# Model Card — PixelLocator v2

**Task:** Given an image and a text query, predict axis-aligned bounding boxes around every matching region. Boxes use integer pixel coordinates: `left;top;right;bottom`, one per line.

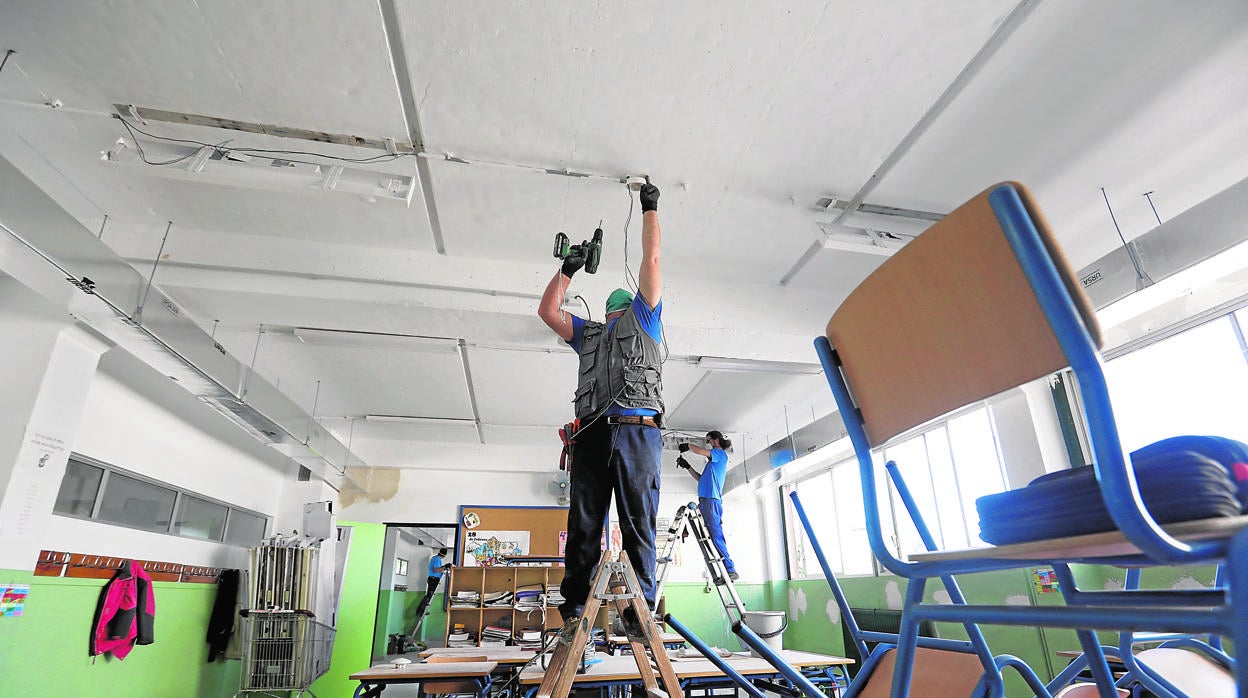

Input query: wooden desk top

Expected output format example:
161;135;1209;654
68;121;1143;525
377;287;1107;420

518;650;852;685
351;660;498;683
419;647;538;665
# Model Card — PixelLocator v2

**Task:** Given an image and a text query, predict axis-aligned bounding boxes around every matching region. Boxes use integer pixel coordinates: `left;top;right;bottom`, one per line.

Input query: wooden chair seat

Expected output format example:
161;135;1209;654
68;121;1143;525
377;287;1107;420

909;515;1248;563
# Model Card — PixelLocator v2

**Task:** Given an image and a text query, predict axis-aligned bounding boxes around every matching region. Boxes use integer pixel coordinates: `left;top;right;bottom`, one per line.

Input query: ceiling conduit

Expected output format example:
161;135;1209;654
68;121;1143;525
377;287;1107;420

0;152;366;494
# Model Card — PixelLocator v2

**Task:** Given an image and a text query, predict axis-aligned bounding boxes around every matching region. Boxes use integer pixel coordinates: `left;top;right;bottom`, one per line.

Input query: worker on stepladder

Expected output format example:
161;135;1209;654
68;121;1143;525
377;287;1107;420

678;431;739;581
414;548;450;618
537;180;665;641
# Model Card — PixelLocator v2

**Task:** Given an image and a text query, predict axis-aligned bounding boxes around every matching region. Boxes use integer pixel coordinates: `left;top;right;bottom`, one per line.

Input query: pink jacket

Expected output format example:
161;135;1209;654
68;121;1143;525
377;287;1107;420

90;560;156;660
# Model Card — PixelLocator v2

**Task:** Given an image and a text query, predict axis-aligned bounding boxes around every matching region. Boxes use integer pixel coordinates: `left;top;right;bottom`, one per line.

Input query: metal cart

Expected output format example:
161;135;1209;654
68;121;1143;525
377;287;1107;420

237;611;335;697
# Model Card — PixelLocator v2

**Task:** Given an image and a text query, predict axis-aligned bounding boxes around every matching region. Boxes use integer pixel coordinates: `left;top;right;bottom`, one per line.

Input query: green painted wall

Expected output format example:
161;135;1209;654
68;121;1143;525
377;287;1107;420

0;569;240;698
371;588;445;656
310;521;385;698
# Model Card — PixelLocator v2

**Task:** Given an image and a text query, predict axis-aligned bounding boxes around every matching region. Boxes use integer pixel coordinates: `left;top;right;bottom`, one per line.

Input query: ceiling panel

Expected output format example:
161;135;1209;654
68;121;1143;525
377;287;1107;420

667;370;827;432
787;245;886;294
468;347;582;427
245;334;476;420
867;0;1248;265
0;1;405;136
0;105;436;249
430;159;818;285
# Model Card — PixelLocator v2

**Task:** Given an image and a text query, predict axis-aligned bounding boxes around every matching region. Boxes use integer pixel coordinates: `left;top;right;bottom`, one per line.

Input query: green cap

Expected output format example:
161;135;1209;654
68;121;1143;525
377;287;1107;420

605;288;633;315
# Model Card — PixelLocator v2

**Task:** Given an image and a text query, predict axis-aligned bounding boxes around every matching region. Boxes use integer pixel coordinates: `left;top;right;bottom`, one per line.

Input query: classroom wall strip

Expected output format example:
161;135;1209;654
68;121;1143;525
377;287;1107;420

34;550;222;584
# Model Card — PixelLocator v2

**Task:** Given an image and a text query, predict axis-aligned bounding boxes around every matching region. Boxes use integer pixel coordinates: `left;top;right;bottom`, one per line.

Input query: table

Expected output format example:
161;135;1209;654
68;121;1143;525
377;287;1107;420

518;649;852;696
350;660;497;698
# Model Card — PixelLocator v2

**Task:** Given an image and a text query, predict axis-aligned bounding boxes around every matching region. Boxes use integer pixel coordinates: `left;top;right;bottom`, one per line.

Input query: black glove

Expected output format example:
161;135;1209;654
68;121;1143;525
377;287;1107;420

676;456;690;469
639;182;660;212
678;443;690;453
561;248;586;278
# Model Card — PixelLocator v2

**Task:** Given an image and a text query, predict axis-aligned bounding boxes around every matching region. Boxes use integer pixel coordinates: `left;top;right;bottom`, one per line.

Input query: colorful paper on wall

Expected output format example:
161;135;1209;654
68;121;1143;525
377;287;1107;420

0;584;29;617
1032;568;1060;594
463;530;530;566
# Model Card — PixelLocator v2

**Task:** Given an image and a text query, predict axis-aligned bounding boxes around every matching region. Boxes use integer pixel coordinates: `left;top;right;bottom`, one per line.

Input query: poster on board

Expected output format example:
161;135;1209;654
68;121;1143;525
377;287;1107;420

463;530;530;566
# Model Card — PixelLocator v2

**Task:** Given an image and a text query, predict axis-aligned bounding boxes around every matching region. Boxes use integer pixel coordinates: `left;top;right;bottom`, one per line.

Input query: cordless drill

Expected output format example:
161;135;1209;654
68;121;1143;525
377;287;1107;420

552;226;604;274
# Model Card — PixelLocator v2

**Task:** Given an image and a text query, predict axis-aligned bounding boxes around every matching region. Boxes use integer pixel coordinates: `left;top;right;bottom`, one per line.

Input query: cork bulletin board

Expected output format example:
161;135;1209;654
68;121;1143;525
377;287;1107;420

456;505;569;565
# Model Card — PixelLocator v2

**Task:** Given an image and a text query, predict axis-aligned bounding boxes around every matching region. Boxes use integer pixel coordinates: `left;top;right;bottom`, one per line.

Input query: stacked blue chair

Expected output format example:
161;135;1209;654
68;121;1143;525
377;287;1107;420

814;182;1248;697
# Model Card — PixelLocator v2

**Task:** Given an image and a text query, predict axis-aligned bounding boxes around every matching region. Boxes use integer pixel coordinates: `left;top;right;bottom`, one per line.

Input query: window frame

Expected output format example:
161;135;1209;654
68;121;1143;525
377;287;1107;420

53;452;269;546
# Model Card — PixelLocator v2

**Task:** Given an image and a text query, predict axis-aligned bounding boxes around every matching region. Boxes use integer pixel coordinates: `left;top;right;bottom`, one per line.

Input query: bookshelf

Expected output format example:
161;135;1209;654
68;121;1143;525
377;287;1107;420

444;565;568;648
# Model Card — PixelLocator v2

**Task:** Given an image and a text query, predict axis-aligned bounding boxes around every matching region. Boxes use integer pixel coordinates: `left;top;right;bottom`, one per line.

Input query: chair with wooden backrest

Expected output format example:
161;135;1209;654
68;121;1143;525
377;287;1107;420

815;181;1248;697
422;654;490;698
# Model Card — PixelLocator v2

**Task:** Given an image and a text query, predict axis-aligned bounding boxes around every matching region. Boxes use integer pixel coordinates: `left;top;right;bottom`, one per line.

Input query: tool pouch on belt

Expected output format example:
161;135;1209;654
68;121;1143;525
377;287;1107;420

558;419;580;471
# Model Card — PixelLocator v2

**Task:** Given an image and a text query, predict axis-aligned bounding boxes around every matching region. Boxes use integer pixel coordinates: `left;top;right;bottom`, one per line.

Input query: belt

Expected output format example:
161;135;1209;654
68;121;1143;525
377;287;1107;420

606;415;661;428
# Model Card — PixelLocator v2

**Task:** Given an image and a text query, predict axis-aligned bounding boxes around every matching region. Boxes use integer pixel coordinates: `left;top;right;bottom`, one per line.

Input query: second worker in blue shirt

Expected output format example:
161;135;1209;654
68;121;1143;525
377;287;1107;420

679;430;739;581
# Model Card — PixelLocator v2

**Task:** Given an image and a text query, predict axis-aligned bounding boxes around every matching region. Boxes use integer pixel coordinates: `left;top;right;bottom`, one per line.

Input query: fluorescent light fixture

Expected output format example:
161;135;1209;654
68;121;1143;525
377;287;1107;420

697;356;823;375
106;139;417;205
365;415;476;425
293;327;460;353
816;223;912;256
1097;238;1248;329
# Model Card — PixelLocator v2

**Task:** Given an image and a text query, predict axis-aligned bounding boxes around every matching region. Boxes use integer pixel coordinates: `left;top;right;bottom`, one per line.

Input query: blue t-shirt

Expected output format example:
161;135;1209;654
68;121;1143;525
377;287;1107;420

428;555;446;579
567;294;663;416
697;448;728;500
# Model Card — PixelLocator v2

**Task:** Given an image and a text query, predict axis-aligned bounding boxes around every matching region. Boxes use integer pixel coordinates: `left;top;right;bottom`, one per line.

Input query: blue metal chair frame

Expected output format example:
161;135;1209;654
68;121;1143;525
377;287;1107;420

814;183;1248;697
790;488;1050;698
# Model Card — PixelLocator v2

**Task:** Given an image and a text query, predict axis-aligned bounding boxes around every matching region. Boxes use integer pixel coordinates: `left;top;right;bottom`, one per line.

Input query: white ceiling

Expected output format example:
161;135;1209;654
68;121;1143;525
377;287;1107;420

0;0;1245;471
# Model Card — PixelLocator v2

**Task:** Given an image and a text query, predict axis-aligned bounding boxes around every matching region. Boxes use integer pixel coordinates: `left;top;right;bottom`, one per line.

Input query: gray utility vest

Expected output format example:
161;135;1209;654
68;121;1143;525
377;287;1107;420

573;309;664;420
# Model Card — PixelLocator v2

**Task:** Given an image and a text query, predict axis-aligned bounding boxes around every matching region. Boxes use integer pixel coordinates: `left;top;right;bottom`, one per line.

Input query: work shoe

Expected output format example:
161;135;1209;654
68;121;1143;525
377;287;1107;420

557;617;583;646
729;571;740;582
619;607;648;639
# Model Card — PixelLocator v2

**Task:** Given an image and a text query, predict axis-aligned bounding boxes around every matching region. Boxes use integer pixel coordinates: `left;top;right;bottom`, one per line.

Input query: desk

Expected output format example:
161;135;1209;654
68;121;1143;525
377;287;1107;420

350;660;497;698
518;650;852;696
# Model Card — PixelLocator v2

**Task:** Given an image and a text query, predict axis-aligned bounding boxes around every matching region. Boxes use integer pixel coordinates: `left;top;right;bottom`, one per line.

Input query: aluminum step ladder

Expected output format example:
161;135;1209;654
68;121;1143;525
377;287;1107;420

655;502;747;628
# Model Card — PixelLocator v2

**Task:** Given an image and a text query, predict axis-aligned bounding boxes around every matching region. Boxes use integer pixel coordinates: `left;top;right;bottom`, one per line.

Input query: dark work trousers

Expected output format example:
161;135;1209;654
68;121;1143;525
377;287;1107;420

559;419;662;621
415;575;440;616
699;497;737;575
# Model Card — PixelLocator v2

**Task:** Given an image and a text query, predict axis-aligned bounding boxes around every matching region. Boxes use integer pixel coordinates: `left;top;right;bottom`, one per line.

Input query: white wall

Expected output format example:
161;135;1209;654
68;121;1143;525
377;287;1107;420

339;454;777;584
37;349;300;569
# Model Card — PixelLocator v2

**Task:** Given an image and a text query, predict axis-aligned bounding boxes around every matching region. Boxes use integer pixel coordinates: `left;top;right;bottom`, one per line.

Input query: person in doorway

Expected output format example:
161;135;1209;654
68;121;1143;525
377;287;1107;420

678;431;738;581
415;548;450;618
537;180;666;639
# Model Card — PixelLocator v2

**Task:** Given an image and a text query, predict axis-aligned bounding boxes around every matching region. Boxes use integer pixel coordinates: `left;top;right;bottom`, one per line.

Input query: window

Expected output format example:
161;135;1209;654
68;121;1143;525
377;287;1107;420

785;405;1009;578
53;455;268;546
53;459;103;517
785;459;874;578
173;495;227;540
883;408;1007;557
97;473;177;533
1104;315;1248;451
225;509;268;547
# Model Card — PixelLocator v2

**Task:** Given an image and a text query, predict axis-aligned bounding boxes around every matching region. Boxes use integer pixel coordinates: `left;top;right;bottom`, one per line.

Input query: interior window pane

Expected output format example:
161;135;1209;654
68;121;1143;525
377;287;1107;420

97;473;176;532
53;459;103;517
792;473;839;576
831;462;873;575
225;509;268;547
883;436;935;556
1104;318;1248;451
924;428;970;549
173;495;227;541
948;409;1007;548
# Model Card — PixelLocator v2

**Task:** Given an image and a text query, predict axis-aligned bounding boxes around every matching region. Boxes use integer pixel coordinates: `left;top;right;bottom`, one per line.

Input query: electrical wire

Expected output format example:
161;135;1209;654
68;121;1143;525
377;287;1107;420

116;115;412;168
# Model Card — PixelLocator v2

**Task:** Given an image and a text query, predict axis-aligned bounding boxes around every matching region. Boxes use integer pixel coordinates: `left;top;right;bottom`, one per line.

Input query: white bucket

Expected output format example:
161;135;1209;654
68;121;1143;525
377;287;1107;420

742;610;787;657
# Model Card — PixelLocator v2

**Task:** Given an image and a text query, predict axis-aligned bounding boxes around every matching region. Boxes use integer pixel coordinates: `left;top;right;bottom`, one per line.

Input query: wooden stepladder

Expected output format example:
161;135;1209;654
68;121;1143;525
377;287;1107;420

535;550;684;698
